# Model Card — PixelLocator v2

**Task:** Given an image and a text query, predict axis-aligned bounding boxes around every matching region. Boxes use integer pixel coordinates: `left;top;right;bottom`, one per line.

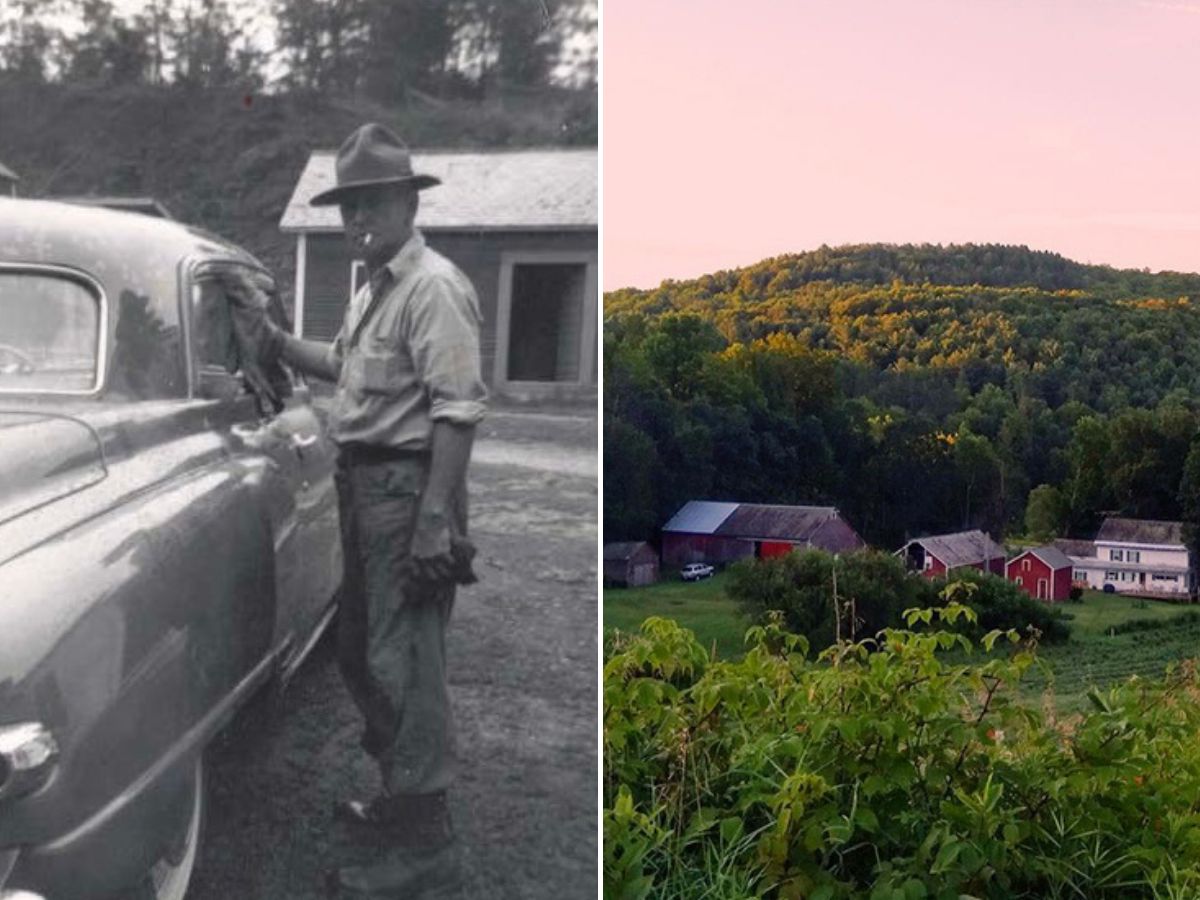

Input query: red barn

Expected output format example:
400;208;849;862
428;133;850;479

660;501;865;568
1006;545;1073;601
898;530;1006;578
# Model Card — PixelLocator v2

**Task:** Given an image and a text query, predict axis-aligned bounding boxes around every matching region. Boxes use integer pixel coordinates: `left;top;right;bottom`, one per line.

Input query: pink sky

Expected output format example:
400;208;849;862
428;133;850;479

603;0;1200;290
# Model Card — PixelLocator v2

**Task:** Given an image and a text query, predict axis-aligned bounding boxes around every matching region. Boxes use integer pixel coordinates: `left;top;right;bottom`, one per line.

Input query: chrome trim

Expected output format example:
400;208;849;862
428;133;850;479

40;649;278;853
0;723;58;801
0;263;108;397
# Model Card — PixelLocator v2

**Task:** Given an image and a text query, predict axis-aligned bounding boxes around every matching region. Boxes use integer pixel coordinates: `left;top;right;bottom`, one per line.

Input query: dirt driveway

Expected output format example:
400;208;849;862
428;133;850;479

188;408;597;900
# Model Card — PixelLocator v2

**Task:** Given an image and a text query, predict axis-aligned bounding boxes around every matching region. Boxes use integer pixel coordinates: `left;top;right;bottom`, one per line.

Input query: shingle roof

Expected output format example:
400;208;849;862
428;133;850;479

662;501;740;535
1053;538;1096;559
907;530;1005;569
1095;517;1185;547
603;541;650;561
715;504;840;541
280;148;597;232
1015;545;1073;570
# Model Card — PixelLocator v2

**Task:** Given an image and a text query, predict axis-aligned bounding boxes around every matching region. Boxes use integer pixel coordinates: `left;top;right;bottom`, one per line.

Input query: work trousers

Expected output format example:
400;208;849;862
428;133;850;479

334;448;462;797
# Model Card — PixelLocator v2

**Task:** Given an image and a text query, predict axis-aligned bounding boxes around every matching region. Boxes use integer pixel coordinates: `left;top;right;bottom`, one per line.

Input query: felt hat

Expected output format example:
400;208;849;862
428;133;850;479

309;123;440;207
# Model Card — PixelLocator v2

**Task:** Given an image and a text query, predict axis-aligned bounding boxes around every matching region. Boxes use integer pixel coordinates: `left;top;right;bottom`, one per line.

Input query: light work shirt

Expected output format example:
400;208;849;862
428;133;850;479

325;231;488;449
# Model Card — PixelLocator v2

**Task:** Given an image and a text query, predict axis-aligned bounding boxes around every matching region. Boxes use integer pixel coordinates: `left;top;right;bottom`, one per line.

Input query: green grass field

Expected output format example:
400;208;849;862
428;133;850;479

603;572;749;660
604;580;1200;710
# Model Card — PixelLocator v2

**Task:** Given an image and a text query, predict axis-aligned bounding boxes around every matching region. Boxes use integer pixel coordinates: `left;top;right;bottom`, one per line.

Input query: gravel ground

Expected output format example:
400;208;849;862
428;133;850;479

186;410;597;900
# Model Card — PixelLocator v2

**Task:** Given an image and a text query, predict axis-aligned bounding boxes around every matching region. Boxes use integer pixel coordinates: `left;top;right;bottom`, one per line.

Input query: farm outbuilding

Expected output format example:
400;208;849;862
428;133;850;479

660;501;865;568
603;542;660;588
1006;545;1073;601
280;147;597;401
898;530;1006;579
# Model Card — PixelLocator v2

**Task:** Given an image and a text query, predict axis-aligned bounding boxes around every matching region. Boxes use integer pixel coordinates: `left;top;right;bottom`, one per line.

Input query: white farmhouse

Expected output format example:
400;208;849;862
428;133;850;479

1060;518;1194;598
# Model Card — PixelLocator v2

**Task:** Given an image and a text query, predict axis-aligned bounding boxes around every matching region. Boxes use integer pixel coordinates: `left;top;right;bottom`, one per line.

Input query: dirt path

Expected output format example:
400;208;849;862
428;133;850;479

189;412;597;900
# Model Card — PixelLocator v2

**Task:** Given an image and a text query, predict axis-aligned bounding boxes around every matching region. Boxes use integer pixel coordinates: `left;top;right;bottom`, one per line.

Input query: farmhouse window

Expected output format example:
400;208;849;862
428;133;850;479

1105;570;1118;580
1153;573;1178;582
1073;569;1087;581
1128;550;1141;563
1110;549;1124;561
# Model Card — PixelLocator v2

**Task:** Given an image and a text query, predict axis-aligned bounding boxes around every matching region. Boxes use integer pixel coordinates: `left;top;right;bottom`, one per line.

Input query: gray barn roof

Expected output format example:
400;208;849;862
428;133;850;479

663;501;863;550
905;530;1005;569
716;504;840;541
280;148;597;233
1095;517;1185;547
1013;545;1073;570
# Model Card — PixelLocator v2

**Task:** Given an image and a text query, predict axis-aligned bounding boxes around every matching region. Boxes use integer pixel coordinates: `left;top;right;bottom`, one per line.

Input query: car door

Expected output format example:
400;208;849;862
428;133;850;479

189;264;341;661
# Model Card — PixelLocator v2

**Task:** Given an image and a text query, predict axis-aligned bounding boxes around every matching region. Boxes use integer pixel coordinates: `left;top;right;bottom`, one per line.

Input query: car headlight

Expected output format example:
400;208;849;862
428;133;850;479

0;723;58;800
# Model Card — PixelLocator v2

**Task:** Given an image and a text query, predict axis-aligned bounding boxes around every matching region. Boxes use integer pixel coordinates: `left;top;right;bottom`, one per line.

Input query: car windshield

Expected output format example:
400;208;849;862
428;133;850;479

0;272;101;393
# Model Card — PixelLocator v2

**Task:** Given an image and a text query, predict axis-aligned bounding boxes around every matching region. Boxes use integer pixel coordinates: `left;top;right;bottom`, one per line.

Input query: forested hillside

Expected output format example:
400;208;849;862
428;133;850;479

604;244;1200;551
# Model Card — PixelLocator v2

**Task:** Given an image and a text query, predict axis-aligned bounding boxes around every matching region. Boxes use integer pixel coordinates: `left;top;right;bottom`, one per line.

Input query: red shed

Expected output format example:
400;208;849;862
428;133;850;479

1006;545;1073;601
898;530;1006;579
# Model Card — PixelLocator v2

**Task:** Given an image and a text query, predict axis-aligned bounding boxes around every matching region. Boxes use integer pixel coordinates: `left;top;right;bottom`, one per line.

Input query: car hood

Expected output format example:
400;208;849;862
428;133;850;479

0;410;107;527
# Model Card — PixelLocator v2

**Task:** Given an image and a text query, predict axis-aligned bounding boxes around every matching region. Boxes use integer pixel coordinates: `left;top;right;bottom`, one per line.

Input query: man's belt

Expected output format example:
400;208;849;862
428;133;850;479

336;442;430;466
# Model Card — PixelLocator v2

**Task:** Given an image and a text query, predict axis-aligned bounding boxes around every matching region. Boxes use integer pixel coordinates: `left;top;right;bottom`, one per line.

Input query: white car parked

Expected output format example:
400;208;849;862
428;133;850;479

681;562;716;581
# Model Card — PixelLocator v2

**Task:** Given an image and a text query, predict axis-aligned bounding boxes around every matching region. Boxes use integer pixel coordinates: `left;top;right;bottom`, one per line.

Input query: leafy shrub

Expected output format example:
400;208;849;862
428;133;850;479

727;551;1070;651
604;594;1200;899
942;569;1072;644
727;549;935;651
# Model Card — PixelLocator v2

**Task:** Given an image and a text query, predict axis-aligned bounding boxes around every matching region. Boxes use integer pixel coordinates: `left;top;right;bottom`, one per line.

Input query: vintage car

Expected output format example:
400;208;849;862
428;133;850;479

0;199;342;900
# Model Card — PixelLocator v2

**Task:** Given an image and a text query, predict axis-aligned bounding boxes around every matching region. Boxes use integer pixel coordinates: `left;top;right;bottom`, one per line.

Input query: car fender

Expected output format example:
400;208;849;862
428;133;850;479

0;456;281;896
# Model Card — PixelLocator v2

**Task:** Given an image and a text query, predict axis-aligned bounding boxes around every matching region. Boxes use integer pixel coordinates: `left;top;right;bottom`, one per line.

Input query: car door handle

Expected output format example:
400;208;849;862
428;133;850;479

291;433;319;450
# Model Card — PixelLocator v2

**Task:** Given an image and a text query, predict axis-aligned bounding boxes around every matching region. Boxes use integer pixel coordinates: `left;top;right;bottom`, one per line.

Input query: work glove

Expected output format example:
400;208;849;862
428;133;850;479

216;272;288;411
406;509;479;588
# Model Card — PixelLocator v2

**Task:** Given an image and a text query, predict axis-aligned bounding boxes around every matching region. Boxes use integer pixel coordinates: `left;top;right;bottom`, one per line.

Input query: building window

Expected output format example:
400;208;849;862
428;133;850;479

1110;549;1123;562
1153;573;1178;583
1128;550;1141;563
1015;576;1023;586
1022;558;1031;571
1105;571;1118;581
1073;569;1087;581
923;555;933;570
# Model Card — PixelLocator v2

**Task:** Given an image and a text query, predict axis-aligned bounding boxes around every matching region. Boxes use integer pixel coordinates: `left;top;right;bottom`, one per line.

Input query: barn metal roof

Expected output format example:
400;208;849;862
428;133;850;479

662;501;740;535
905;530;1005;570
1095;517;1185;547
280;148;597;233
1012;545;1073;570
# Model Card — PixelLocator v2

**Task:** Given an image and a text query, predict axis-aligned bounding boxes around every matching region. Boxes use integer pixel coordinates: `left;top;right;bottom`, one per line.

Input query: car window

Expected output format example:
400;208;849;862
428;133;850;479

0;271;101;393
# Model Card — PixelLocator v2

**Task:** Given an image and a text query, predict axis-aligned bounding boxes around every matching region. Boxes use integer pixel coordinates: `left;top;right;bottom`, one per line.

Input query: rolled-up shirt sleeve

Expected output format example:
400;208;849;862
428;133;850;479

407;272;488;425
